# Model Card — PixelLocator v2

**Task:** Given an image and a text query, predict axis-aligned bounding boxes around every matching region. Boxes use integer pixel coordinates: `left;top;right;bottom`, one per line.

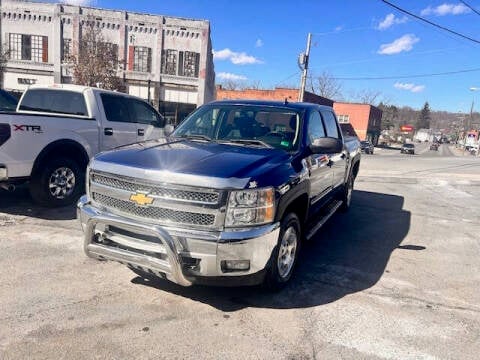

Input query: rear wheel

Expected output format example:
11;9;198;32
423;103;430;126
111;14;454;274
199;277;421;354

29;157;84;207
340;173;354;212
264;213;301;291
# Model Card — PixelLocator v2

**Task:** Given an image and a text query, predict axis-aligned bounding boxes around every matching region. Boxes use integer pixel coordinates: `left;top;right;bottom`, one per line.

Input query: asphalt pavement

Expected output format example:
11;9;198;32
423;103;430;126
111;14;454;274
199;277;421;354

1;145;479;359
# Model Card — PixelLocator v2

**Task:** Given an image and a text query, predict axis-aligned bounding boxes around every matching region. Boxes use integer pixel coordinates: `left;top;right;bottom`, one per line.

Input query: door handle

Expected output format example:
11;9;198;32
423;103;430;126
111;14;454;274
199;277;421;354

138;128;145;136
104;128;113;136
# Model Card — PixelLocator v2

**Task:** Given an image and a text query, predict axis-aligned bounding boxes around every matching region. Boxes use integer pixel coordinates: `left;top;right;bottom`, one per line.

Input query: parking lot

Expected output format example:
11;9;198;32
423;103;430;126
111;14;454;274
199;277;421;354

1;146;480;359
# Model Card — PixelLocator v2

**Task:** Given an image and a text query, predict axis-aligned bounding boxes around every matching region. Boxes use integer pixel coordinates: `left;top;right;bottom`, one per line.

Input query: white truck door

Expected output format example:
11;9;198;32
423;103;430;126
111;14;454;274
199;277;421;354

96;93;139;150
125;98;165;141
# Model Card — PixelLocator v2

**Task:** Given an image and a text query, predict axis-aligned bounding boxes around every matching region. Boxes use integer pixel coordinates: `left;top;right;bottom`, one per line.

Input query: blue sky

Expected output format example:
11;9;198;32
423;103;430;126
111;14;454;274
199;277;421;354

60;0;480;112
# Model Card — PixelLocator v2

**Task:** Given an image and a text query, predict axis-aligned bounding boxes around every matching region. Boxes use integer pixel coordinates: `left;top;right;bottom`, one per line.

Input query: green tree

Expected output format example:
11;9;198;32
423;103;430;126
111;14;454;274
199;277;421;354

417;102;431;129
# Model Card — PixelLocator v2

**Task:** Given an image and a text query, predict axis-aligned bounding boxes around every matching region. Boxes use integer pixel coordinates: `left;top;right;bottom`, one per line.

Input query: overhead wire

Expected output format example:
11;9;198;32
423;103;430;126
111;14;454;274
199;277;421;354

459;0;480;16
329;67;480;81
380;0;480;45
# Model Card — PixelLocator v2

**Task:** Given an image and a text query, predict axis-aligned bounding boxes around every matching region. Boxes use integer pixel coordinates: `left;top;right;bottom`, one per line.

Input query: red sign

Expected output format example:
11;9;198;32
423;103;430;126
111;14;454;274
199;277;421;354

400;125;414;132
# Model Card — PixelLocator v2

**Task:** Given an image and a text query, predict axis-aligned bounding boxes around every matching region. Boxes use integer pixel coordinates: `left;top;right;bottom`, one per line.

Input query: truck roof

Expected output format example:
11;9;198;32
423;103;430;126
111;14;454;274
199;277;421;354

27;84;128;97
208;99;333;111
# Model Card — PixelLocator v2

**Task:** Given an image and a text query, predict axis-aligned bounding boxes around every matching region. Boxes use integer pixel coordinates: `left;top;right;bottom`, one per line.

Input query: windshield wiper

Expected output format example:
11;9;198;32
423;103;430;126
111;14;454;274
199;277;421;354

218;139;272;148
177;134;212;142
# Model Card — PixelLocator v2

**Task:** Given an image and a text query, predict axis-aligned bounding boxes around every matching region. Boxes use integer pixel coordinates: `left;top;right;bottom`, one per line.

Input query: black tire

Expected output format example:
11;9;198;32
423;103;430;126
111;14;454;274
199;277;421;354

340;173;354;212
29;157;84;207
264;213;301;291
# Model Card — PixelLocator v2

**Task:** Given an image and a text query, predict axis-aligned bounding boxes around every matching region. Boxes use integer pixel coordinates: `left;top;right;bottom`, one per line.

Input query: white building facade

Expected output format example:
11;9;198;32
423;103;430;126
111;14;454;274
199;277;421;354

0;0;215;123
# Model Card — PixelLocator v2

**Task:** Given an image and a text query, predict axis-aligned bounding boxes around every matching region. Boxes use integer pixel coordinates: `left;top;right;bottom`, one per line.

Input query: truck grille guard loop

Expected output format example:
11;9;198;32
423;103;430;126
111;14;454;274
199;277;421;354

83;209;193;287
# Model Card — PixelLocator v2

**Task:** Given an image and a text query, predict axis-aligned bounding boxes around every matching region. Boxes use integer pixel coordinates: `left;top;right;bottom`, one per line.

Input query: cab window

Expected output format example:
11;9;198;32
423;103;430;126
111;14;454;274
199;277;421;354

321;111;340;139
307;110;326;144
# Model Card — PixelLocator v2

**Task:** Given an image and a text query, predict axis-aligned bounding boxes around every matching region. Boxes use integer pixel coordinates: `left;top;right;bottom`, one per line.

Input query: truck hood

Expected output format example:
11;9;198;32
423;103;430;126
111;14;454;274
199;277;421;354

91;138;292;189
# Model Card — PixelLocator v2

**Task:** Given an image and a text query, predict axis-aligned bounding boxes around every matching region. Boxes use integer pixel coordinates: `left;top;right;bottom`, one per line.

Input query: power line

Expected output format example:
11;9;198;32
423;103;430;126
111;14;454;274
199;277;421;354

459;0;480;16
380;0;480;45
330;67;480;81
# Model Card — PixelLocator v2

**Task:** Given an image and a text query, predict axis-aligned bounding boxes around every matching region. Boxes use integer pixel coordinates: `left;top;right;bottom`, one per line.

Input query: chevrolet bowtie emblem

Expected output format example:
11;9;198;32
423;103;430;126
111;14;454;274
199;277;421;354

129;192;154;206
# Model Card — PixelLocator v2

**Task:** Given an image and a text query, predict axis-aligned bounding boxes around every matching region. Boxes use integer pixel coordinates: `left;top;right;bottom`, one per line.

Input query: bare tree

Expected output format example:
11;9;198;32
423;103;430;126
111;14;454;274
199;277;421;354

350;89;382;105
0;46;10;88
219;79;243;90
309;71;343;100
70;23;123;91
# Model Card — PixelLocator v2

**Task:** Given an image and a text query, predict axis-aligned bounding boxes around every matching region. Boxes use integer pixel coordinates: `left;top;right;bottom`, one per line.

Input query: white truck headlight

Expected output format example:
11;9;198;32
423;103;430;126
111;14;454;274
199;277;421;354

225;188;275;227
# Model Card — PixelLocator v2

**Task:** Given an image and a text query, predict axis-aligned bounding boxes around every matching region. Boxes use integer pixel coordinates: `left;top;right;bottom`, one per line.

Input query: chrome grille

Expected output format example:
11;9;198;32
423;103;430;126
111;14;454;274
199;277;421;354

91;172;219;204
93;193;215;226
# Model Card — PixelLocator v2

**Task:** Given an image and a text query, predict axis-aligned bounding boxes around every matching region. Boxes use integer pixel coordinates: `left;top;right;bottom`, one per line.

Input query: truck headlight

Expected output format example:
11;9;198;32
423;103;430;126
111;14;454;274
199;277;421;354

225;188;275;227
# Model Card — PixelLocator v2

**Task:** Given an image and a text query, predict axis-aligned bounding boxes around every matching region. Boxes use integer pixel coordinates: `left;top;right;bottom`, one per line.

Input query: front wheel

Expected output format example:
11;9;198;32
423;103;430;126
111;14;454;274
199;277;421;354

29;157;84;207
264;213;301;291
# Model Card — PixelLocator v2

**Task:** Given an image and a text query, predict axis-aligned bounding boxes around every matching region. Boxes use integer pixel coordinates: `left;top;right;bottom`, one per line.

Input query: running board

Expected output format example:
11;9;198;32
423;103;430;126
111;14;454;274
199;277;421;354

305;200;343;241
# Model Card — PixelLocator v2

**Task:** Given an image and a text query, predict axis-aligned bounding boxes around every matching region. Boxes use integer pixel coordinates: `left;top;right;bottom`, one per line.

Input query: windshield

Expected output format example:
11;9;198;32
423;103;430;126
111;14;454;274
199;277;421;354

172;104;302;151
403;144;414;148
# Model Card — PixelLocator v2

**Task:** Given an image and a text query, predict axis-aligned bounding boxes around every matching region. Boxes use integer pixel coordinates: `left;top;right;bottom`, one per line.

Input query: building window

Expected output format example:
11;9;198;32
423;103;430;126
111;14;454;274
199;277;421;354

162;49;200;78
9;33;47;63
179;51;200;77
133;46;151;72
162;49;177;75
62;39;71;62
337;114;350;123
9;33;22;60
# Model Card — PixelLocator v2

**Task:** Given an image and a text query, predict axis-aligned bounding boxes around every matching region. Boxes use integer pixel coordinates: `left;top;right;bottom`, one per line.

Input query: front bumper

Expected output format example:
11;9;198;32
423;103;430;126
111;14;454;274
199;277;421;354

77;195;280;286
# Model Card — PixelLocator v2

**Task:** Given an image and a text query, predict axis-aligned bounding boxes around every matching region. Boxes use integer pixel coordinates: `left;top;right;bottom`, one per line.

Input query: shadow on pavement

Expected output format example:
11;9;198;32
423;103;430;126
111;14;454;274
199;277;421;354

0;185;77;220
132;189;411;311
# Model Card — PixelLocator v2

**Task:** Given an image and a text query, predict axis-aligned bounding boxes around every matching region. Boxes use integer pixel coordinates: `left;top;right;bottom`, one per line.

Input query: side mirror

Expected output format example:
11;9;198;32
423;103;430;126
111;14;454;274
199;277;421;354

164;124;175;137
309;137;343;154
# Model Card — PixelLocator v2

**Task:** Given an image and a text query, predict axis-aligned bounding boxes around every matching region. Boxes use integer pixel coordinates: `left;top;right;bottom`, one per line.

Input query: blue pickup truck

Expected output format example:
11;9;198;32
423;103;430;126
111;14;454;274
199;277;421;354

78;100;361;289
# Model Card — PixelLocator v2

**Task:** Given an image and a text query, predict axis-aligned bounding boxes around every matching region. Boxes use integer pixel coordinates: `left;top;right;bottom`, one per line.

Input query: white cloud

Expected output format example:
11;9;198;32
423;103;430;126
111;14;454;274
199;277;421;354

213;48;263;65
216;72;247;81
60;0;94;5
394;82;425;93
334;25;344;32
378;34;420;55
377;13;408;30
421;3;470;16
255;39;264;48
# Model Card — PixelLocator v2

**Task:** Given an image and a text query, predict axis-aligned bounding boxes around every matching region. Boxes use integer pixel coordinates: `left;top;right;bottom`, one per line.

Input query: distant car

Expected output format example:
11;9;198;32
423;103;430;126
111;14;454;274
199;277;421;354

0;89;18;112
360;140;374;154
400;143;415;154
430;143;439;151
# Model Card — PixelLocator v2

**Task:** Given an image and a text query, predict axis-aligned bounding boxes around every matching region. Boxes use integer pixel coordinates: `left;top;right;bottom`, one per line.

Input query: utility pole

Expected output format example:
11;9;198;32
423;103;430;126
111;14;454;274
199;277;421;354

298;33;312;102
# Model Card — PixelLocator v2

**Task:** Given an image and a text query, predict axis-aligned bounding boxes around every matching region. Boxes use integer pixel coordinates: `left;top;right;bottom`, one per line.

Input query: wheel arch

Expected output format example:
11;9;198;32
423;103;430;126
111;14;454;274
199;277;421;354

31;139;90;176
276;187;309;227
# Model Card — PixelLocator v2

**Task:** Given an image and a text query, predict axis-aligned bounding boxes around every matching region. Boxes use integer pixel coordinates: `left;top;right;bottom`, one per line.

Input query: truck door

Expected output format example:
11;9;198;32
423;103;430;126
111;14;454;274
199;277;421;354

125;98;165;141
97;93;139;150
321;110;347;189
306;110;334;209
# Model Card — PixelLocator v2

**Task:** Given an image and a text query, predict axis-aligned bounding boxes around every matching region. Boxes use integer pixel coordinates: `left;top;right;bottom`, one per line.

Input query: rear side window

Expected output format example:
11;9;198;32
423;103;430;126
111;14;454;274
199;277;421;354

19;89;88;116
0;90;18;111
101;94;132;123
321;111;340;139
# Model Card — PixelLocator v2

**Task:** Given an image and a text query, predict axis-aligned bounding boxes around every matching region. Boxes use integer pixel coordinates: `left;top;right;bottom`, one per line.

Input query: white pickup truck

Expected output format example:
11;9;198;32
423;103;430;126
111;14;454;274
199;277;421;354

0;84;165;206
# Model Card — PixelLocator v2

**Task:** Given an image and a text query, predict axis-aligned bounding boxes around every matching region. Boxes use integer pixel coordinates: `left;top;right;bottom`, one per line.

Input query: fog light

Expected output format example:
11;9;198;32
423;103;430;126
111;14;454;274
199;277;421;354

221;260;250;272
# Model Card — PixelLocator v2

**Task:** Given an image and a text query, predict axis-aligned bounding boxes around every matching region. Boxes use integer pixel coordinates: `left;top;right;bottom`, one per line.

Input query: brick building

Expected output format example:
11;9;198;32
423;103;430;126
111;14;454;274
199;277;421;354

0;0;215;124
333;102;382;145
216;86;334;107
